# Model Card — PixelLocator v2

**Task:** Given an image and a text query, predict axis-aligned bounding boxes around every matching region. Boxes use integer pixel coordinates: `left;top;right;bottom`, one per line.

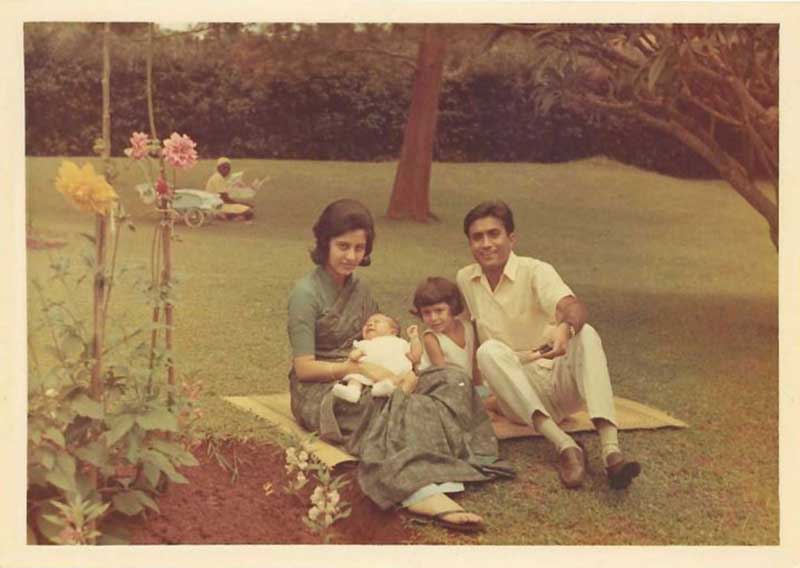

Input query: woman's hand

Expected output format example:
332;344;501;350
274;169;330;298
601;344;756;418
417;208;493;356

356;360;397;382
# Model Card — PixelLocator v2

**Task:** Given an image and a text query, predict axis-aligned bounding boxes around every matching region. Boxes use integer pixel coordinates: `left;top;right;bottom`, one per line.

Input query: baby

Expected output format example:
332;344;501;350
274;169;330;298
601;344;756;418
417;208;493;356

332;313;422;403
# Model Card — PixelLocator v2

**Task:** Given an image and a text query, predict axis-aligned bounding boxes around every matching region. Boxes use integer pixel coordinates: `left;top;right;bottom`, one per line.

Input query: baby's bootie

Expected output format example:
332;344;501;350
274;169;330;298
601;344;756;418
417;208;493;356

332;381;362;403
370;379;396;398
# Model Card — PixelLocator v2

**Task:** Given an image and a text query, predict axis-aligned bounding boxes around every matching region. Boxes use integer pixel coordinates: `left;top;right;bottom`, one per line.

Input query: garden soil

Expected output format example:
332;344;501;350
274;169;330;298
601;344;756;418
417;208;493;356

127;439;422;545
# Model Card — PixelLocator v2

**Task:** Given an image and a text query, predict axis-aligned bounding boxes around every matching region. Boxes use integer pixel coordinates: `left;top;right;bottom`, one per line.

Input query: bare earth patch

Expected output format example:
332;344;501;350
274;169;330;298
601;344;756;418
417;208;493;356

127;439;420;545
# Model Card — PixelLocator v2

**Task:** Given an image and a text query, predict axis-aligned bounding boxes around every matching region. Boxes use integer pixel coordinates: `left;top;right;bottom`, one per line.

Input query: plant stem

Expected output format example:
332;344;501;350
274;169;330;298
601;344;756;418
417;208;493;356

101;208;122;323
91;214;107;401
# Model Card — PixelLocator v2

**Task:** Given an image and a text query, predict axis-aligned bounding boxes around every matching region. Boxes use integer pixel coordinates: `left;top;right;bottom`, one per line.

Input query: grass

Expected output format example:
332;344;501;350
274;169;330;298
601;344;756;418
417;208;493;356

26;155;778;545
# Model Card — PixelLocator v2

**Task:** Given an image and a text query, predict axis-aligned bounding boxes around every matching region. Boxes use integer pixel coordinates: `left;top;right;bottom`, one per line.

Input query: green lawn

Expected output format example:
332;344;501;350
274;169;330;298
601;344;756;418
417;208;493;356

26;155;778;545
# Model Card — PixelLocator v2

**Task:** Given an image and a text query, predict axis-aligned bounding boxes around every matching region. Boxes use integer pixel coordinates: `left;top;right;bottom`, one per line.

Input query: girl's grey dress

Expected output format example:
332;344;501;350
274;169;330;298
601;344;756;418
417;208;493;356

288;267;512;510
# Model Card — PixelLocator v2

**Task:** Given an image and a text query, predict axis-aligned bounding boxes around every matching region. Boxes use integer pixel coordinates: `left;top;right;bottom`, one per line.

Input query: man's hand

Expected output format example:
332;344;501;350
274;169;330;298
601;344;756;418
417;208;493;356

536;322;573;360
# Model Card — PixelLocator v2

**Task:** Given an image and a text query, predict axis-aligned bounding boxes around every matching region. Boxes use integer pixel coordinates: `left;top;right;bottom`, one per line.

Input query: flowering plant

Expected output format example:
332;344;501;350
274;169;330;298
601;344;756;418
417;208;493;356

162;132;198;170
281;434;351;543
55;161;118;215
284;441;315;492
305;472;351;543
124;131;198;202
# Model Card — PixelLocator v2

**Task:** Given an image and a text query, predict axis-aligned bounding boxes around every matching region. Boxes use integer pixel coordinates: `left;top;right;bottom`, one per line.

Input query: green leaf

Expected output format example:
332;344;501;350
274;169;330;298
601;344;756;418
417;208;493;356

126;429;141;463
150;439;199;466
142;449;188;483
44;467;77;494
142;461;161;489
105;414;136;446
133;489;160;513
38;447;56;470
74;440;110;467
43;427;65;448
136;407;178;432
61;334;85;360
42;513;64;526
55;450;76;475
71;393;104;419
96;519;130;545
112;491;144;516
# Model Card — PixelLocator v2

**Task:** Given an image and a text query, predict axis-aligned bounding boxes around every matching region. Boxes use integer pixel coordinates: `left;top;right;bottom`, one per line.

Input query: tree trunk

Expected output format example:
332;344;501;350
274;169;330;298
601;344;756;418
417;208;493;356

387;25;446;222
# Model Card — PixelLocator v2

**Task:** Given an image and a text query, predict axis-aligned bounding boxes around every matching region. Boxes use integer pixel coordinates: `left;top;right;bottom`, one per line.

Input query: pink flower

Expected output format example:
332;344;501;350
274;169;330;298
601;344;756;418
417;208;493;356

162;132;198;170
124;131;151;160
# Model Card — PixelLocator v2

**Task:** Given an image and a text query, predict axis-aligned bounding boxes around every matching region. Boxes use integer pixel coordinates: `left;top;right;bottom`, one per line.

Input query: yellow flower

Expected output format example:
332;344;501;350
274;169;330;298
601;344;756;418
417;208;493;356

55;161;118;215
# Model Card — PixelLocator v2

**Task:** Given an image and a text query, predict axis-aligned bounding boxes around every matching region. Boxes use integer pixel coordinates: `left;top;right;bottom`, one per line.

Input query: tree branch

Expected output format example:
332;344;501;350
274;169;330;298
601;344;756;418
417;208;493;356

566;91;777;232
443;26;507;81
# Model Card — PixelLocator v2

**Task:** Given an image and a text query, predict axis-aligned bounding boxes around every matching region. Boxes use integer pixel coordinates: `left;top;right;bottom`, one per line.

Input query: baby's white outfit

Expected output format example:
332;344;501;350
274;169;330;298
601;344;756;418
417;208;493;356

332;336;412;403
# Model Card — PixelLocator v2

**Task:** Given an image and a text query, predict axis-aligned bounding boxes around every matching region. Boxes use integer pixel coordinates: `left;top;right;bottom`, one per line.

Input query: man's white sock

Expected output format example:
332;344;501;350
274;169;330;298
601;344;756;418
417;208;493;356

596;420;621;465
532;412;577;453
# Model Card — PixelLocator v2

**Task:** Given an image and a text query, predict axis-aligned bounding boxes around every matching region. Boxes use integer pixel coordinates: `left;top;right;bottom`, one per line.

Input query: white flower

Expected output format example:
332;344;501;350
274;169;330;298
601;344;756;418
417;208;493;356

325;501;338;514
324;513;333;526
327;490;340;507
308;506;320;521
298;450;309;462
296;472;307;484
311;486;324;504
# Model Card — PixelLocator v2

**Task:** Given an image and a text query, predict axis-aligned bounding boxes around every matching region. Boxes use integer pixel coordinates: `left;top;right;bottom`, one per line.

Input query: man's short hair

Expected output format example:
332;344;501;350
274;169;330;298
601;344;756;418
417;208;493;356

463;200;515;237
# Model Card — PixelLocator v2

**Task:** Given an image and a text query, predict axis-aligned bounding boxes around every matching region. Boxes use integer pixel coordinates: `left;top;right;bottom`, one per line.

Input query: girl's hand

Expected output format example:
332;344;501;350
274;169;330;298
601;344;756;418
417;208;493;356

398;373;419;394
406;325;419;339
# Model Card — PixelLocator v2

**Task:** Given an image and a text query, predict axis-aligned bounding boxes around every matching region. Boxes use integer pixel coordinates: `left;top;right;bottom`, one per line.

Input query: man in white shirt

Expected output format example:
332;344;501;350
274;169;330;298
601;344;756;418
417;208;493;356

456;200;640;490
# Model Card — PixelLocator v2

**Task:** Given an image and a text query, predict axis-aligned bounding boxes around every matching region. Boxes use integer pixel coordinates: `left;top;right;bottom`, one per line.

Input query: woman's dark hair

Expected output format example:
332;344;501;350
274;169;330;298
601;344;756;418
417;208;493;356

411;277;465;318
310;199;375;267
462;200;515;237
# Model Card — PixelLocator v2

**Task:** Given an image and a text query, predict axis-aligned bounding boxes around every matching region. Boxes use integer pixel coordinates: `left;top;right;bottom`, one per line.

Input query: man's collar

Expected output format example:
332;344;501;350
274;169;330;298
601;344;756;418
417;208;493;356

503;251;519;281
468;251;519;282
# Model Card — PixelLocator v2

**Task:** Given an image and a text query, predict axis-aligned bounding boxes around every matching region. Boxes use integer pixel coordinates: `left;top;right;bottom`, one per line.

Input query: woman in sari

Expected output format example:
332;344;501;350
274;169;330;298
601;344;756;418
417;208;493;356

287;199;512;532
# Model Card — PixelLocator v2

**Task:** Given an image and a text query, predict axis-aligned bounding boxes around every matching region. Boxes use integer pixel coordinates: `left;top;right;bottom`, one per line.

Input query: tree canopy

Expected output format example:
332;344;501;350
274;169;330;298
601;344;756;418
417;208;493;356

506;24;778;248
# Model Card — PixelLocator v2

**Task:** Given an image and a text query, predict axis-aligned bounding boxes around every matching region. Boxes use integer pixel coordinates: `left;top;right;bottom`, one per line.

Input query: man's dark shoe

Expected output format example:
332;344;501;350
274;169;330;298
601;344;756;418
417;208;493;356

557;446;586;489
605;452;641;490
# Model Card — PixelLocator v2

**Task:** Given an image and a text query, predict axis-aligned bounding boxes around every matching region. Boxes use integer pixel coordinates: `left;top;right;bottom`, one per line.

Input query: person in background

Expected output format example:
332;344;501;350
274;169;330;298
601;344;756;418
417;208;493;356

205;157;254;221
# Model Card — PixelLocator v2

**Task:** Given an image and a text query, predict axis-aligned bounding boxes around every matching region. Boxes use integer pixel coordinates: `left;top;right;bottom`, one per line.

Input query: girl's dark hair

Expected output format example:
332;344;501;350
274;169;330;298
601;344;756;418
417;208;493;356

411;277;465;318
462;200;515;237
310;199;375;267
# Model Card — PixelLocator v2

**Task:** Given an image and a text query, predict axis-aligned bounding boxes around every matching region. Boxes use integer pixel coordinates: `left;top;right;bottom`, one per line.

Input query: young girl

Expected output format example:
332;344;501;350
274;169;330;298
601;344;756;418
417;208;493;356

411;277;478;382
